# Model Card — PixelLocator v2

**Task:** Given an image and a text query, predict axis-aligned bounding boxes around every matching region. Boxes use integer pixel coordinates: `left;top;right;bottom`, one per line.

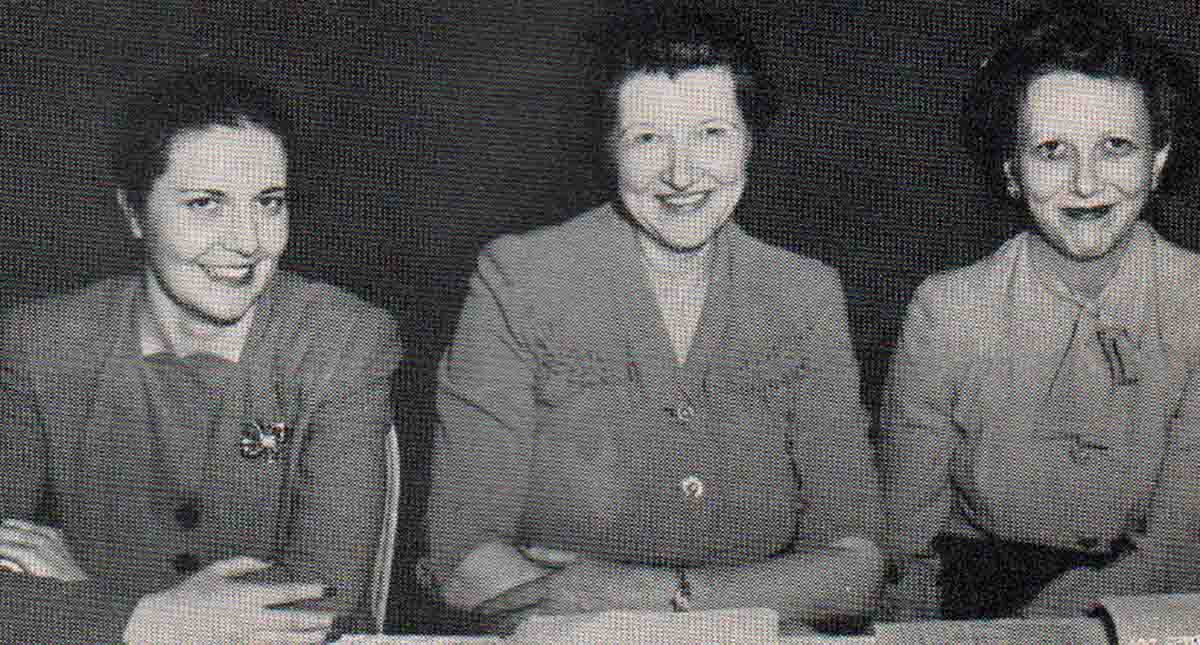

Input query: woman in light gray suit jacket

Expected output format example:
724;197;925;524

883;1;1200;621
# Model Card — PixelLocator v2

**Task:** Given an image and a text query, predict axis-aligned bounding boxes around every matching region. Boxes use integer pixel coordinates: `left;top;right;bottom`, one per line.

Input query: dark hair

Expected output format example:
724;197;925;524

113;64;294;212
588;4;775;151
962;0;1199;197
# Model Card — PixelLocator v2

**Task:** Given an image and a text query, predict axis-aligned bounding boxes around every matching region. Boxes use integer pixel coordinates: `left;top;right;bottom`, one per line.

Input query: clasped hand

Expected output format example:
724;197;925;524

479;545;669;622
0;518;87;581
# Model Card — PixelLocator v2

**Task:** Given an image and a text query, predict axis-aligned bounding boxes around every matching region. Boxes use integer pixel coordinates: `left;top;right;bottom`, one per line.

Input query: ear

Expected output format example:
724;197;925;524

117;190;144;239
1002;159;1022;200
1151;142;1172;191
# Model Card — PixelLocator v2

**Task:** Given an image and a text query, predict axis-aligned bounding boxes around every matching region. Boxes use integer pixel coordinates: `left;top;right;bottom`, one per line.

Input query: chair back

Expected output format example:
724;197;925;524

371;423;402;633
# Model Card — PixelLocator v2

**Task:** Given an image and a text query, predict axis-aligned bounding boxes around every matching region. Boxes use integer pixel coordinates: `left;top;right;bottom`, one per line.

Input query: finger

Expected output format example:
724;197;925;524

259;608;335;633
0;542;50;577
0;557;25;574
246;582;329;607
477;575;550;615
519;545;579;568
249;631;328;645
0;526;44;548
202;556;272;579
1;519;61;541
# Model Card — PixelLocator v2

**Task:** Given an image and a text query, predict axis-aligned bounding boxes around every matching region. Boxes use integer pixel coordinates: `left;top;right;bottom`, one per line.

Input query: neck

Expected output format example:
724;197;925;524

143;270;254;361
1027;232;1131;302
638;233;712;278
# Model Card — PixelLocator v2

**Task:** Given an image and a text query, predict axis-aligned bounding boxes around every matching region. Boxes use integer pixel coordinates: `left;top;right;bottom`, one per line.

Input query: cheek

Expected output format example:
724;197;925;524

616;150;664;192
1018;161;1069;202
150;217;214;261
1111;159;1157;195
702;147;748;184
260;215;290;256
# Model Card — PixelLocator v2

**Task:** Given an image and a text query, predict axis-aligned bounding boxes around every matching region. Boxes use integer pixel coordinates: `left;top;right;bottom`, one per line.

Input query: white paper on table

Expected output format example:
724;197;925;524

507;607;780;645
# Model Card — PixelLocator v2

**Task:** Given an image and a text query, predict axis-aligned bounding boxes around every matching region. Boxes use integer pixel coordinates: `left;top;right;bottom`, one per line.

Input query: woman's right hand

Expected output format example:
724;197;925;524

122;556;335;645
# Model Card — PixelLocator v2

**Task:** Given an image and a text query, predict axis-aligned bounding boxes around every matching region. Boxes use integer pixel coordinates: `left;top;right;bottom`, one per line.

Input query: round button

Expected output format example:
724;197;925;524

675;404;695;422
175;500;201;530
680;475;704;500
173;553;201;575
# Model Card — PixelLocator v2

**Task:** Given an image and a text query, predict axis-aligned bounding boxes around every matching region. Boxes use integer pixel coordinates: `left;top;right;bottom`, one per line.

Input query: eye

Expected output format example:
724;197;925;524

1103;137;1137;156
258;193;288;212
184;196;220;211
703;125;729;138
1033;140;1069;161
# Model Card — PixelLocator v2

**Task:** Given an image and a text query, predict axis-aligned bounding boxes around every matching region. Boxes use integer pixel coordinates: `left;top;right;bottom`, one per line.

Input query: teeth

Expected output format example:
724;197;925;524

662;193;707;207
204;266;253;281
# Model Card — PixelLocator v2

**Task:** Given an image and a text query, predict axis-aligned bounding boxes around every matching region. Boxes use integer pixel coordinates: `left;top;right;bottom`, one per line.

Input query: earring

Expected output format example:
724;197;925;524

1006;181;1022;200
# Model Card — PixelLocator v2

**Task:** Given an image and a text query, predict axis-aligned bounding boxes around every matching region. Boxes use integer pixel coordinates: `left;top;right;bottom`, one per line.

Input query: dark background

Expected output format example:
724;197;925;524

2;0;1198;632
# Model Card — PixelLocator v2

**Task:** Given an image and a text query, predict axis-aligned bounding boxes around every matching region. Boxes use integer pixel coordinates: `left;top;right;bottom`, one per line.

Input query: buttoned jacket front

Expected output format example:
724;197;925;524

427;204;880;586
0;271;401;642
883;223;1200;617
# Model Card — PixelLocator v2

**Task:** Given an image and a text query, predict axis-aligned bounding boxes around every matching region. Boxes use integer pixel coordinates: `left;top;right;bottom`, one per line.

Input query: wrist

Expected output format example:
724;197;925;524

122;590;168;645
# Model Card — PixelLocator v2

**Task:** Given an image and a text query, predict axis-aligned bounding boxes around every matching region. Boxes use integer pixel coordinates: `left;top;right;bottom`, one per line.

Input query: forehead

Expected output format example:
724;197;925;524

616;66;743;126
1019;71;1151;136
162;125;287;183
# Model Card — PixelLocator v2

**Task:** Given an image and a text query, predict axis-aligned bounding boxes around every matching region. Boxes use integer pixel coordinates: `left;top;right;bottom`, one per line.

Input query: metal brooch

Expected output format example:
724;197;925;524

240;421;290;463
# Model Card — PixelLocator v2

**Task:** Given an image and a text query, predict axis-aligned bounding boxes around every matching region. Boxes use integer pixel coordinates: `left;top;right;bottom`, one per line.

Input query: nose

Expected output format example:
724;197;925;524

1073;152;1100;198
660;140;695;190
221;202;260;256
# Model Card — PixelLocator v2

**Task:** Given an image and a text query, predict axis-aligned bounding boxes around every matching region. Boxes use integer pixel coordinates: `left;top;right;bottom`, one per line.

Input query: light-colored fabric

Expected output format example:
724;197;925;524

0;271;402;642
882;221;1200;617
426;204;879;591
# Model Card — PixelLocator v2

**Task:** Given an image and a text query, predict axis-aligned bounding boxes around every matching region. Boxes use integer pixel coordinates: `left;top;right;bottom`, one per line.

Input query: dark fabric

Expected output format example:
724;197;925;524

936;535;1133;620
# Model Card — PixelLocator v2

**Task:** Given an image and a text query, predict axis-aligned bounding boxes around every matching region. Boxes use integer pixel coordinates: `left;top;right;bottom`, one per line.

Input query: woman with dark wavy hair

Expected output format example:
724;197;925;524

0;65;400;642
424;4;882;636
883;0;1200;620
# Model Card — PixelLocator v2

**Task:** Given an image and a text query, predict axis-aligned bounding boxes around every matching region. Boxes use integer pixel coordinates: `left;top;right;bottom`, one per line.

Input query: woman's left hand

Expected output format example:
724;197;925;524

0;518;88;582
523;554;671;616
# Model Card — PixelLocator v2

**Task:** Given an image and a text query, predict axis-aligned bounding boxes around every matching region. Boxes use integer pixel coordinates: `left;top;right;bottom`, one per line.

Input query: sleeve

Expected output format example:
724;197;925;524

423;242;539;589
789;268;882;553
878;280;961;619
0;311;146;643
283;304;402;629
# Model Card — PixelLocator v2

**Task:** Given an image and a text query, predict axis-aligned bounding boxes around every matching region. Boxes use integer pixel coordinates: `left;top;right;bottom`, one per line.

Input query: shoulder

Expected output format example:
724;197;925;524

263;272;398;353
908;234;1023;319
480;204;614;277
732;226;841;288
2;276;135;355
1151;232;1200;353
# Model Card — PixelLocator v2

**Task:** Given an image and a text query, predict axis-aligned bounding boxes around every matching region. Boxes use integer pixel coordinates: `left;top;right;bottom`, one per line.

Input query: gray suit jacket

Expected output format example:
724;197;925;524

0;271;400;643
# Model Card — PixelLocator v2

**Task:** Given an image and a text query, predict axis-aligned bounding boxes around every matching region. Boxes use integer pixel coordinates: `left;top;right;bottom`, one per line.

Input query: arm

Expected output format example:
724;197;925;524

424;242;544;611
878;282;960;621
0;317;148;642
282;304;402;629
476;268;884;633
1025;362;1200;614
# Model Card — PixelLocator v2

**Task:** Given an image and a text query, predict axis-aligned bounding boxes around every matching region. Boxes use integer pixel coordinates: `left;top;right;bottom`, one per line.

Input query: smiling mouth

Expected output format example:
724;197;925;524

1062;205;1113;222
202;264;256;286
659;192;710;208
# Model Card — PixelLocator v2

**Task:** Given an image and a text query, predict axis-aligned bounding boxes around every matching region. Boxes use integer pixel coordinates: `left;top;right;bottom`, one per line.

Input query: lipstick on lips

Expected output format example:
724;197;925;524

659;191;710;208
202;263;256;286
1061;204;1114;221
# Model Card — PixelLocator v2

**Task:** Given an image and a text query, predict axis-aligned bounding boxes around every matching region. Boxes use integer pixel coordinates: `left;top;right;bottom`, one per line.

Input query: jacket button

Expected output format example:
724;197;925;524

175;500;201;529
174;553;200;575
675;404;695;422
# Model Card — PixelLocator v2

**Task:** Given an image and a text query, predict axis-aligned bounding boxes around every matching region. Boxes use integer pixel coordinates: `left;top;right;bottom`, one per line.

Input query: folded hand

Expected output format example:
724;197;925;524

0;518;88;582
